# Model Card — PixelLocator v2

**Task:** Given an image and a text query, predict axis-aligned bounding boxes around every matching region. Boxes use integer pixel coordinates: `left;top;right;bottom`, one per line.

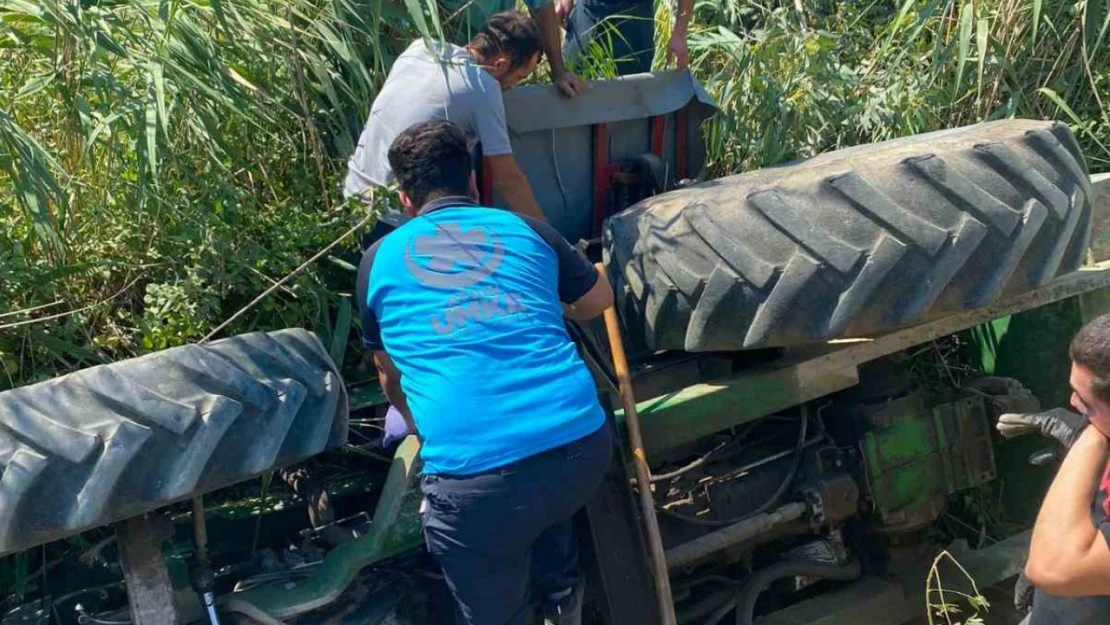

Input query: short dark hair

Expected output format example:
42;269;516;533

387;120;473;208
1071;314;1110;402
468;11;543;70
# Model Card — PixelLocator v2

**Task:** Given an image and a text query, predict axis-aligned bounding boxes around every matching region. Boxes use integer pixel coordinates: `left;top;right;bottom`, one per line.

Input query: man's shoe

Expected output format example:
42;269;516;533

542;578;584;625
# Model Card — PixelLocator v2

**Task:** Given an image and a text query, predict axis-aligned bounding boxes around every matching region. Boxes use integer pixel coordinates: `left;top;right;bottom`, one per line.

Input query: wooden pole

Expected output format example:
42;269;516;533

596;265;678;625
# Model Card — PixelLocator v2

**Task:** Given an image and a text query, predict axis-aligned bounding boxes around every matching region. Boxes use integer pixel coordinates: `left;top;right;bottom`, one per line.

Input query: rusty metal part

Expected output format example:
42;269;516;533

598;279;678;625
115;513;182;625
664;503;808;571
189;496;222;625
804;474;860;527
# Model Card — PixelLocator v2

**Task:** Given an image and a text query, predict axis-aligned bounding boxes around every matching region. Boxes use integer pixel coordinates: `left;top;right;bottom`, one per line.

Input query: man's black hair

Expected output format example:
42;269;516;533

468;11;543;70
1071;313;1110;403
387;120;473;209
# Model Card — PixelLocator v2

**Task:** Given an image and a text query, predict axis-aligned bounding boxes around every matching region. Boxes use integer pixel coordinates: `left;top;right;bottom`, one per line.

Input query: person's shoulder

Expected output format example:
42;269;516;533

360;223;413;278
399;39;429;59
443;46;500;95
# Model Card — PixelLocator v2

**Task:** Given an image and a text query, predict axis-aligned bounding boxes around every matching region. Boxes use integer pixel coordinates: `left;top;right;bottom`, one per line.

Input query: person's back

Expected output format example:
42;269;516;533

359;197;604;474
344;41;505;197
358;120;613;625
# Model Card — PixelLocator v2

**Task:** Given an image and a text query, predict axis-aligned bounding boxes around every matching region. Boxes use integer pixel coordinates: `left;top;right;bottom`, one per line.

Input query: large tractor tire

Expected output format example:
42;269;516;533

606;120;1093;351
0;329;348;556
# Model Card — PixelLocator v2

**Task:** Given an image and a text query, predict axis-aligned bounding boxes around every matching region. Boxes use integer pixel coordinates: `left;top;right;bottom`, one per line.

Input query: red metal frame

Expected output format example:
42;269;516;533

592;123;622;238
650;115;666;158
676;105;690;181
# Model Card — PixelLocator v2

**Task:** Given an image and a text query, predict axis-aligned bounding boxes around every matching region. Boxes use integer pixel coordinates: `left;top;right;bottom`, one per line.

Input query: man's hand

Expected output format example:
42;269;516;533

997;408;1088;448
554;70;584;98
531;2;582;99
667;27;690;70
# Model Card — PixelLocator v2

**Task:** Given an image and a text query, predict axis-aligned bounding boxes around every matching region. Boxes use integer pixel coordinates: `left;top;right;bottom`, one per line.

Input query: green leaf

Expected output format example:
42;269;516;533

325;255;358;273
401;0;434;50
149;60;168;139
953;2;974;101
330;296;352;366
29;330;104;365
144;83;159;179
1031;0;1042;45
1038;87;1084;126
976;17;988;98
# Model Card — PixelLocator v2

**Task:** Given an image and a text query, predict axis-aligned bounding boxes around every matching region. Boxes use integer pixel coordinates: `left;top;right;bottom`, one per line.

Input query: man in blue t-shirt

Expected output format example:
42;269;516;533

357;120;614;625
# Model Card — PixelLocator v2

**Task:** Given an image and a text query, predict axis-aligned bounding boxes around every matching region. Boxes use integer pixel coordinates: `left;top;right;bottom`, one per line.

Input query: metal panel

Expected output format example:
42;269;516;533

496;71;718;243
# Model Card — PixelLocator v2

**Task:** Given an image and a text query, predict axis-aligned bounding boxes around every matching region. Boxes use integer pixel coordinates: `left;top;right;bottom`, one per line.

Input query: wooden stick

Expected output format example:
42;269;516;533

596;264;678;625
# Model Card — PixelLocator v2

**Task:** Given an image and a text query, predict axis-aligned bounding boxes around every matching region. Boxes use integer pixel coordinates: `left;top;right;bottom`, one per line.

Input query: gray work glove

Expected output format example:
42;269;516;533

1014;568;1035;613
997;407;1088;615
996;408;1088;448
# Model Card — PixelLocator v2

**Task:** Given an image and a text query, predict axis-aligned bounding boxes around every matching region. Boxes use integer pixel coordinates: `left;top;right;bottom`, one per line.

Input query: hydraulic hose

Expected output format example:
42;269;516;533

662;406;810;527
222;599;286;625
731;559;862;625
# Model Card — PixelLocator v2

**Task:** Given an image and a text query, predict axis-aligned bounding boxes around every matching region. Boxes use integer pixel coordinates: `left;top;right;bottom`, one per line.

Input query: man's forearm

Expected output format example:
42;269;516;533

1027;426;1110;594
532;3;568;76
496;175;546;221
675;0;694;32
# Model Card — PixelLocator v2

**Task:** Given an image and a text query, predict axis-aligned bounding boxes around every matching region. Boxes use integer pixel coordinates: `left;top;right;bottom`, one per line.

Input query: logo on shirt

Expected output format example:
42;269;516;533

403;223;504;289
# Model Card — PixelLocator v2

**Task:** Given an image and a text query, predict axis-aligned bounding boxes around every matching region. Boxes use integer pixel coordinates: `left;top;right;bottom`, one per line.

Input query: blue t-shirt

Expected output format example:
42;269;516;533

357;197;605;475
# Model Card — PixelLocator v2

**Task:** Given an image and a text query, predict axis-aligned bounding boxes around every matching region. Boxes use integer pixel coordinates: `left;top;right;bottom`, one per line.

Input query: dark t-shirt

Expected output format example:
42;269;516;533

1030;460;1110;624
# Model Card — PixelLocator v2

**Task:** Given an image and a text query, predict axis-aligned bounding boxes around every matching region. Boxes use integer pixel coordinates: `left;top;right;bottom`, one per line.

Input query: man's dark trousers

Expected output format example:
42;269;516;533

564;0;655;76
421;423;613;625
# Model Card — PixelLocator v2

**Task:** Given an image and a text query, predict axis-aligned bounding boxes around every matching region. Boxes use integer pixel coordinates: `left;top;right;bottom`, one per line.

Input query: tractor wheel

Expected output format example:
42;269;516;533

605;120;1093;351
0;329;348;556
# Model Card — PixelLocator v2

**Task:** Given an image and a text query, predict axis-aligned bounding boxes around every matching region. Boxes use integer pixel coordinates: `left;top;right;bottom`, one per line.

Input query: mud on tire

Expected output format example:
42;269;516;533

605;120;1093;351
0;329;348;556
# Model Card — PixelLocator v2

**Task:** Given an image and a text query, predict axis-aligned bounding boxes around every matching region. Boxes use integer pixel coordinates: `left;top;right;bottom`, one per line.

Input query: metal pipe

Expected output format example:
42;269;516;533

191;496;209;563
222;599;286;625
708;433;824;482
665;503;808;571
191;496;221;625
597;271;679;625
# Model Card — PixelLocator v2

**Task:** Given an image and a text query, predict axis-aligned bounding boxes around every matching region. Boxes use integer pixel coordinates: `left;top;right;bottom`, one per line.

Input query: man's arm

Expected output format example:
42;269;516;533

564;270;613;320
484;154;546;221
515;215;615;318
667;0;695;69
1026;425;1110;595
373;351;416;434
530;1;583;98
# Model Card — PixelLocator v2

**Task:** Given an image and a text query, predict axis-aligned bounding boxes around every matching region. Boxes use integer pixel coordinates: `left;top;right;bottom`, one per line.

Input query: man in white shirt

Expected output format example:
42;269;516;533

344;11;549;228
